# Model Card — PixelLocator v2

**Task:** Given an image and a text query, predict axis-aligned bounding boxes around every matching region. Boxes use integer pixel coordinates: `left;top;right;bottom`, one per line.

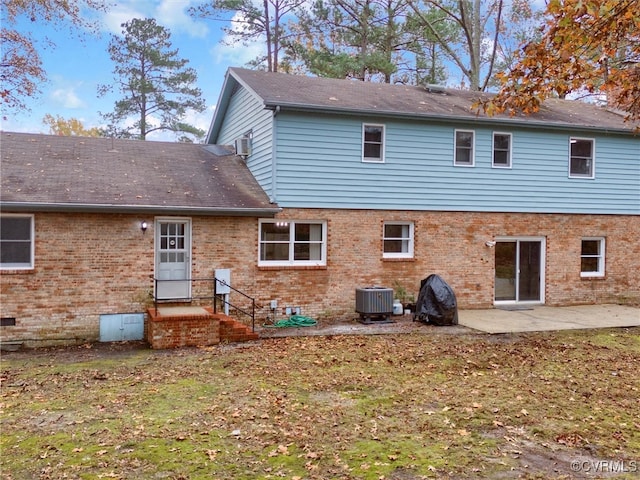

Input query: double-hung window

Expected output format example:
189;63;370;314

569;138;595;178
0;214;34;269
454;130;475;166
362;124;385;162
493;132;512;168
580;237;605;277
259;220;327;266
383;222;414;259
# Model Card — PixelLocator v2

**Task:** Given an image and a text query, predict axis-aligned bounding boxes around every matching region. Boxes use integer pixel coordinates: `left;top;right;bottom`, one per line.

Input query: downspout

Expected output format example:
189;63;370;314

270;105;281;203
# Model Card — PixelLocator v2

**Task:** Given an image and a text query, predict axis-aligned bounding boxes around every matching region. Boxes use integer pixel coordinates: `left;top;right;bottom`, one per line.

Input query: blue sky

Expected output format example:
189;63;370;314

3;0;261;140
4;0;549;141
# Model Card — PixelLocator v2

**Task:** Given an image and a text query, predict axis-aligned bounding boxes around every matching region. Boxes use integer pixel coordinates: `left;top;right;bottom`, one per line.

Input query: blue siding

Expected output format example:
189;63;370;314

216;87;275;198
272;112;639;214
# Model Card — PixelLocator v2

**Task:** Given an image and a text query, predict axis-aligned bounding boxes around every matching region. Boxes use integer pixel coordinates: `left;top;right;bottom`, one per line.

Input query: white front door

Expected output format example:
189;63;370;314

155;219;191;300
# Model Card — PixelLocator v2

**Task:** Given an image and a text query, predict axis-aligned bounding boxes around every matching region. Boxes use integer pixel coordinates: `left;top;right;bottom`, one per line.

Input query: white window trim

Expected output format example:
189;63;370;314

492;132;512;168
569;137;595;179
362;123;385;163
383;221;414;259
258;219;327;267
454;129;475;167
580;237;605;278
0;213;35;270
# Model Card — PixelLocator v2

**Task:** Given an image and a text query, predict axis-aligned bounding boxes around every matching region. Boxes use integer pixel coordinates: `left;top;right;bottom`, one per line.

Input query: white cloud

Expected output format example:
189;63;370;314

184;104;216;134
117;104;216;142
101;4;147;34
212;40;264;67
156;0;209;38
50;88;86;109
100;1;208;38
212;11;265;66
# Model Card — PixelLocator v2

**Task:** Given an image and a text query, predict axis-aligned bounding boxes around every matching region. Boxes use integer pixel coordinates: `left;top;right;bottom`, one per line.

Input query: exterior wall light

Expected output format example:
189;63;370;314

141;221;148;233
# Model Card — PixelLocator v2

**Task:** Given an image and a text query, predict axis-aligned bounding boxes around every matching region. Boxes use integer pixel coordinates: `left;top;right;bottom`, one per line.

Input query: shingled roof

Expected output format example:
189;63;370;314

208;68;634;142
0;132;279;215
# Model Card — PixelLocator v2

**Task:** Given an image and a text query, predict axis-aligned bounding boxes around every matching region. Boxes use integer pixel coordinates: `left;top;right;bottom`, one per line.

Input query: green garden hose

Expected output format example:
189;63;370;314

263;315;318;328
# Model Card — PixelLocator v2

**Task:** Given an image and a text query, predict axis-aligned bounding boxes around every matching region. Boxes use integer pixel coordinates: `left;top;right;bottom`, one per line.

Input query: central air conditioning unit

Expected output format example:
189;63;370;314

235;137;251;156
355;287;393;322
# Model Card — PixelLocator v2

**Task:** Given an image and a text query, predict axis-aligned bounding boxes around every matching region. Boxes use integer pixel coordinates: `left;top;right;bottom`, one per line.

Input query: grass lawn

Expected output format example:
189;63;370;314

1;328;639;479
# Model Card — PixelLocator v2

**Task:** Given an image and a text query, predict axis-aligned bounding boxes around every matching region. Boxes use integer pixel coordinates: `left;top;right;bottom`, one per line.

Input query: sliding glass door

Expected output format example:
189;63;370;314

495;239;544;303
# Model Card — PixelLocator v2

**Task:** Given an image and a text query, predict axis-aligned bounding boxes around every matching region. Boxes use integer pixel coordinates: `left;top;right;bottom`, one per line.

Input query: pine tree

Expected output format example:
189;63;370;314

98;18;206;141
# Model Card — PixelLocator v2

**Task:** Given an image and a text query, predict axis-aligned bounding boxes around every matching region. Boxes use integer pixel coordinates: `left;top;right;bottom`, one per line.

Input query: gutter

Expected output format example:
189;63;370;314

0;202;282;217
264;103;636;136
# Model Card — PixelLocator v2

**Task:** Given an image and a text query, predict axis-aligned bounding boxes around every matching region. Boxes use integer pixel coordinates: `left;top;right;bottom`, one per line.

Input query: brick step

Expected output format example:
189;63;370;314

219;318;259;343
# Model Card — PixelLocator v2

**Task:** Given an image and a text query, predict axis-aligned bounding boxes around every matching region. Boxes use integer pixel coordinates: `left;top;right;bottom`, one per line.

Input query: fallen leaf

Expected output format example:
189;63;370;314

205;449;217;460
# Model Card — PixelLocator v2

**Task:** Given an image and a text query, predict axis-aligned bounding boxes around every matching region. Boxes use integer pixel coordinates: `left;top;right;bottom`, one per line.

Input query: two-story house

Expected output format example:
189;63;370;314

1;67;638;347
206;68;639;313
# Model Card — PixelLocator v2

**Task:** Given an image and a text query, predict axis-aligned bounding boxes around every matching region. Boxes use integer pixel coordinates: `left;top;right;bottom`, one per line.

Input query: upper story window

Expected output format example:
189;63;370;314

454;130;475;166
493;132;512;168
259;220;327;266
362;124;385;162
383;222;414;259
0;214;34;269
569;138;595;178
581;237;605;277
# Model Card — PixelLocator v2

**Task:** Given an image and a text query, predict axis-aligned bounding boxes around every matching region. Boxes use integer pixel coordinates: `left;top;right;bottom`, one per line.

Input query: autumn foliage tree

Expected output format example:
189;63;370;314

1;0;106;116
42;114;103;137
486;0;640;124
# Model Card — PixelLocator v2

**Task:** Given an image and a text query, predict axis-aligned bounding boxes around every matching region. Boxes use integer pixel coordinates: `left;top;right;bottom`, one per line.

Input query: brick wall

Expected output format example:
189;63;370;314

254;209;639;323
1;210;638;346
146;308;220;349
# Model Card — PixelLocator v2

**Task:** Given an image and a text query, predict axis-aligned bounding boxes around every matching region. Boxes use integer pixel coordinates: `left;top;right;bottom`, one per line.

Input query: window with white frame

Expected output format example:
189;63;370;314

493;132;512;167
580;237;605;277
259;220;327;266
383;222;414;258
455;130;475;166
570;138;595;178
0;214;34;269
362;124;385;162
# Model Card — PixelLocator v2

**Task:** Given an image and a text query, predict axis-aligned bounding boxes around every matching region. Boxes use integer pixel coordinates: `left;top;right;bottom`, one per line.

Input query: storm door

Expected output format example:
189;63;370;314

155;219;191;300
495;238;544;303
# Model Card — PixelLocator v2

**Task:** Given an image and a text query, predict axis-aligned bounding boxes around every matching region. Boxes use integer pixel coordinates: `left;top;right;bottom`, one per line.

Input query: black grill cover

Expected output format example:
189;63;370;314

414;274;458;325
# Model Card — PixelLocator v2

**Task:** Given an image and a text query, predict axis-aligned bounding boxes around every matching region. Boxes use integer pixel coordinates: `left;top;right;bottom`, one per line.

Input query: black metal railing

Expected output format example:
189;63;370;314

150;275;257;332
213;277;257;333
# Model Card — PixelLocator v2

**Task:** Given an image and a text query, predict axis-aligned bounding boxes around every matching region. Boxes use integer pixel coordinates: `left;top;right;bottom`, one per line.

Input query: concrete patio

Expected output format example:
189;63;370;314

459;304;640;334
257;304;640;338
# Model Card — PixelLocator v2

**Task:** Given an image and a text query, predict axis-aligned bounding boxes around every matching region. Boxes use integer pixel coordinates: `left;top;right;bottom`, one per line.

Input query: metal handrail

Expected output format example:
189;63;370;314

149;275;257;332
214;277;256;333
